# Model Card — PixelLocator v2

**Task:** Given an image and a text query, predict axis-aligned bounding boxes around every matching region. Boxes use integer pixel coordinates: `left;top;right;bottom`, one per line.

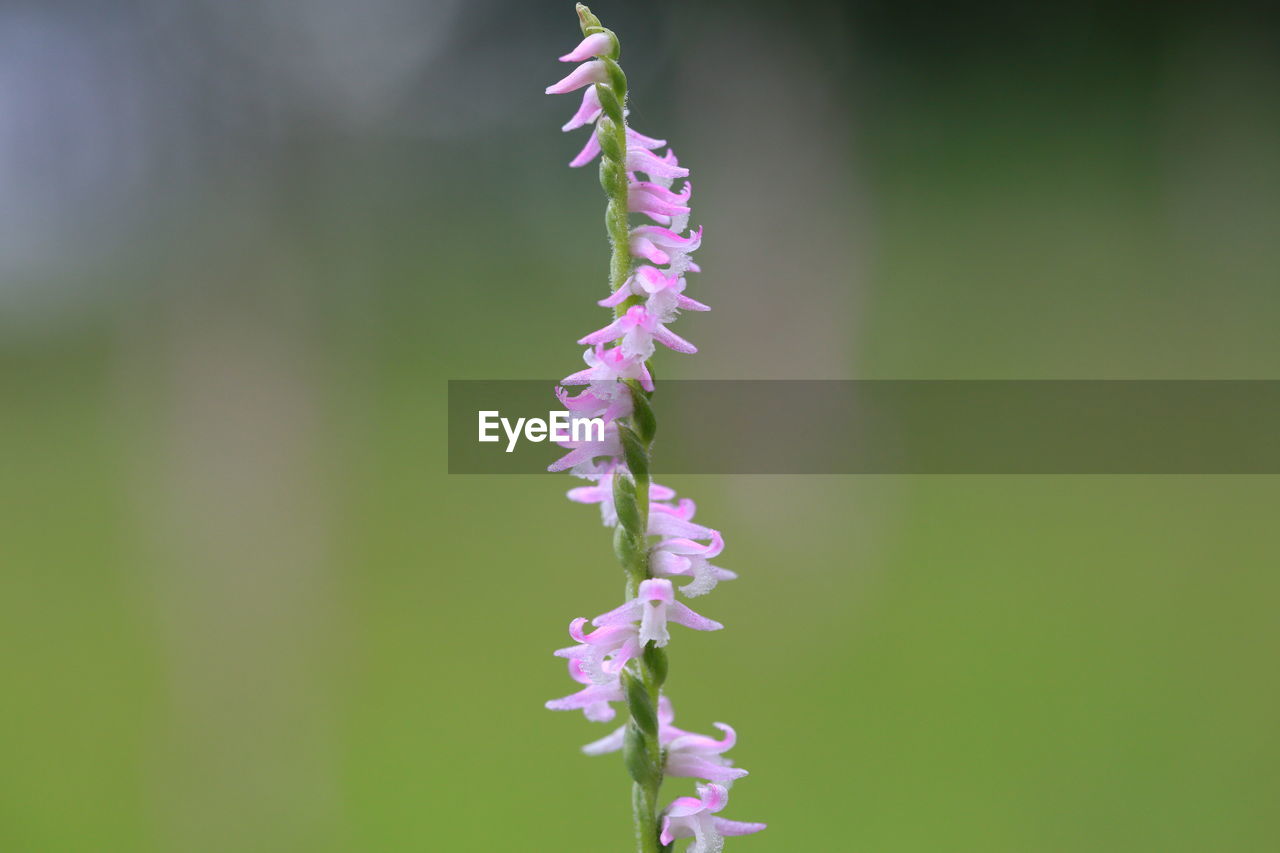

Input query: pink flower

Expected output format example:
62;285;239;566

545;60;609;95
630;224;703;267
562;86;603;132
581;698;748;783
649;498;718;540
651;531;737;597
558;33;614;63
593;577;722;647
547;419;622;474
554;579;720;683
627;146;690;179
629;180;692;223
665;723;748;783
598;266;709;321
568;126;668;169
660;784;766;852
561;344;654;394
578;304;697;359
567;468;676;526
555;617;643;683
545;659;624;722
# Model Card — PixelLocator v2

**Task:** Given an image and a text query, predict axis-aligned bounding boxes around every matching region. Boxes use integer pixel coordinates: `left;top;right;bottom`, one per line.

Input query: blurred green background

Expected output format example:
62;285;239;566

2;0;1278;850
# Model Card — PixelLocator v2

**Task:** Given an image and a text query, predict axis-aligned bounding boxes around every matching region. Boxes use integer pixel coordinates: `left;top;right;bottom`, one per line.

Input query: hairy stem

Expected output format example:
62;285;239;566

577;6;665;851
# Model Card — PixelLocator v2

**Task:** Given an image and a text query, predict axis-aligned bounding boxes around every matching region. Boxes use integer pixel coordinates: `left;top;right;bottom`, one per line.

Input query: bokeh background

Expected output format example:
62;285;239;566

3;0;1279;850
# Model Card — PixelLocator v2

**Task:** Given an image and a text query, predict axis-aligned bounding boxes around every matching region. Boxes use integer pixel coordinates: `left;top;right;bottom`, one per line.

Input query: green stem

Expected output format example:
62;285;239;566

577;7;665;851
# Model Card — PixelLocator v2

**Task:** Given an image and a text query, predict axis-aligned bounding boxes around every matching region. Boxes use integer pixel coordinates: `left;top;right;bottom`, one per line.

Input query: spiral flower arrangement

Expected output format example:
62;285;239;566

543;6;766;852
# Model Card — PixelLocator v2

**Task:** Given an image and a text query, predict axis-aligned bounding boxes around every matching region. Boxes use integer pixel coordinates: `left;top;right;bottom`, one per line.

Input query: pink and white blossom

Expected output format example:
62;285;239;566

545;659;624;722
567;468;676;526
581;698;748;784
598;266;709;322
561;344;654;395
651;531;737;597
649;498;718;540
660;784;766;853
578;304;698;359
590;578;722;648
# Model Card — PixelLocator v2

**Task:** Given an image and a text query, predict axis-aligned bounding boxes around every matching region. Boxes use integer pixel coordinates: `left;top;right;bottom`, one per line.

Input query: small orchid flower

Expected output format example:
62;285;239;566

567;468;676;527
627;145;691;180
578;304;698;359
545;60;609;95
635;149;683;189
558;32;614;63
561;85;603;131
598;266;710;321
555;384;631;422
569;126;668;169
651;531;737;597
545;659;624;722
555;617;644;683
547;418;622;474
649;498;718;540
629;224;703;266
660;784;766;853
582;698;747;784
629;183;692;222
666;723;748;784
555;579;720;683
561;344;654;394
591;578;722;648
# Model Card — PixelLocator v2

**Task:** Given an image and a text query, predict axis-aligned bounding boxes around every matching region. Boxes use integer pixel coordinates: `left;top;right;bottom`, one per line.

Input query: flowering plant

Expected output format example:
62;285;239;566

543;6;765;852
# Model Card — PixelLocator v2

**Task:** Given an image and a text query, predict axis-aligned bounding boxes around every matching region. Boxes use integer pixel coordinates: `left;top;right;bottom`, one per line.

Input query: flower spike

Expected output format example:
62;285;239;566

545;7;762;850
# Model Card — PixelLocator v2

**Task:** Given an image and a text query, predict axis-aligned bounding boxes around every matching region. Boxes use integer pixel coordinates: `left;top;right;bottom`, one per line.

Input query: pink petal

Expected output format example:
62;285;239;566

652;324;698;354
667;600;723;632
545;60;608;95
561;85;603;131
569;133;601;168
651;482;676;501
652;551;693;577
629;187;691;218
667;755;748;783
629;236;670;265
626;128;667;149
636;360;654;392
559;33;613;63
547;446;597;472
675;293;711;312
597;286;632;308
633;224;702;250
592;600;640;628
638;578;676;603
578;315;631;346
659;815;691;846
581;725;626;755
714;819;767;837
567;617;590;643
699;783;730;813
670;722;737;755
626;147;690;179
664;797;706;820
